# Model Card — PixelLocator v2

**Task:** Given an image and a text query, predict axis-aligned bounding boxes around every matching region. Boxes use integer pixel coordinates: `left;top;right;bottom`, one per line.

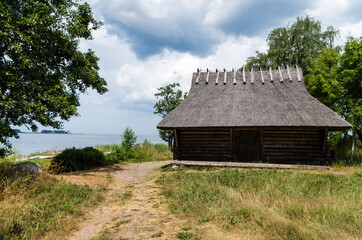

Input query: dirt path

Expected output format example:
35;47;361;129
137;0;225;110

68;161;192;240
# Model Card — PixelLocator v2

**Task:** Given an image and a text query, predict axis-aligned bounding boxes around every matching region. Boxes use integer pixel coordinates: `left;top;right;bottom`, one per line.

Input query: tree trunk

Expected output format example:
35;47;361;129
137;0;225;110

350;126;356;164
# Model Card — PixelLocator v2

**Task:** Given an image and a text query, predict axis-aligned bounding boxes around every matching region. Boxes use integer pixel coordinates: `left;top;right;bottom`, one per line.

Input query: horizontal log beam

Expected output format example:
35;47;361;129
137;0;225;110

172;160;330;170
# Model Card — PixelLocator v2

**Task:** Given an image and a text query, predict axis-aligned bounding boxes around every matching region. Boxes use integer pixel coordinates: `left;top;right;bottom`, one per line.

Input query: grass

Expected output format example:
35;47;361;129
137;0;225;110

97;141;172;163
0;171;105;239
158;168;362;240
151;231;164;238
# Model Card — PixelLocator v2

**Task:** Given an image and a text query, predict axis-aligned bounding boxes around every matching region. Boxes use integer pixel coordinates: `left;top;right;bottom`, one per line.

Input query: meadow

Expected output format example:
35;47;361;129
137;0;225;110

158;167;362;240
0;141;172;239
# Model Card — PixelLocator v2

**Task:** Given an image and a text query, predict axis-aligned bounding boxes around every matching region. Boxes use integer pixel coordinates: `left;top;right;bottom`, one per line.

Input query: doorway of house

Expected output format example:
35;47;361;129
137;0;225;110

235;130;260;162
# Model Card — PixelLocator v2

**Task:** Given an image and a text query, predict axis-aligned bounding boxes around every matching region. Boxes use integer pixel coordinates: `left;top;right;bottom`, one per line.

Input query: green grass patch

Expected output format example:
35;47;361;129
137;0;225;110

98;140;172;164
159;169;362;240
151;231;164;238
0;174;104;239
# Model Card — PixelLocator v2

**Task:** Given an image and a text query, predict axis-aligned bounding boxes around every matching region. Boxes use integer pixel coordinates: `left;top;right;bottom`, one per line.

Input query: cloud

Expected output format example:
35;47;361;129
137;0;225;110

339;20;362;43
62;0;362;135
113;35;267;108
93;0;223;58
92;0;317;59
205;0;313;36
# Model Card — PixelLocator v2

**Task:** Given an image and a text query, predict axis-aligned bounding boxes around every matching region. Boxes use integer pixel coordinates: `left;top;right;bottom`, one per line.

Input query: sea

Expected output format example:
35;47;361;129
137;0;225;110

8;133;164;156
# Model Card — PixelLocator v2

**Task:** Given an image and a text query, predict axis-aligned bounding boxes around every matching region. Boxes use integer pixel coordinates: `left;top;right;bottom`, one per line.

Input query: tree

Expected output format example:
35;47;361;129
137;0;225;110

244;16;339;75
306;37;362;161
153;83;187;149
0;0;107;156
121;127;137;151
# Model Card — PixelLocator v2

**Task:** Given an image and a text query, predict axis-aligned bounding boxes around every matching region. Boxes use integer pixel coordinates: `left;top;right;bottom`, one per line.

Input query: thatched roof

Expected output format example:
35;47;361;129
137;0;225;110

157;67;351;130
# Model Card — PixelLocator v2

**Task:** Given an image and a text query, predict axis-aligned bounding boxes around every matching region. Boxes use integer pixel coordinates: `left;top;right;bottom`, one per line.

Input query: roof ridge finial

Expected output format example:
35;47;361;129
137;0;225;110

224;68;227;84
206;68;209;84
216;68;219;84
233;69;236;85
296;65;301;82
251;68;254;84
278;66;283;83
196;68;201;84
243;67;246;84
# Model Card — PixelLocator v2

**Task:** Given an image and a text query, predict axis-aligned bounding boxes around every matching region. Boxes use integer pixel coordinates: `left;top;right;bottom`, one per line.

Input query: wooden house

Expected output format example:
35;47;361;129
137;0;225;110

157;67;351;165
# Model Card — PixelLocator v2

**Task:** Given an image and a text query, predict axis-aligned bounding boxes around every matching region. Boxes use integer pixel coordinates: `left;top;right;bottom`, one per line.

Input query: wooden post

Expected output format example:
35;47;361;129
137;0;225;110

260;68;264;84
233;70;236;85
278;66;283;82
243;67;246;84
259;129;263;161
269;67;273;82
322;129;328;151
296;65;301;82
206;68;209;84
174;129;178;149
216;69;219;84
251;68;254;84
196;69;201;84
224;69;227;84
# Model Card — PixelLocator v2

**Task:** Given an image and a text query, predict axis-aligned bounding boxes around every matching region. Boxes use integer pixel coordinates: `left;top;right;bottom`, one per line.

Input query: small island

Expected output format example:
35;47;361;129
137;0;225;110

40;130;70;134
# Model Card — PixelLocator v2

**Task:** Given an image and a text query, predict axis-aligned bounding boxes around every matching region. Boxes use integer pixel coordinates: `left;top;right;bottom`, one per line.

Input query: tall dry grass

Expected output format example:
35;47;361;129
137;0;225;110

159;168;362;240
0;161;105;239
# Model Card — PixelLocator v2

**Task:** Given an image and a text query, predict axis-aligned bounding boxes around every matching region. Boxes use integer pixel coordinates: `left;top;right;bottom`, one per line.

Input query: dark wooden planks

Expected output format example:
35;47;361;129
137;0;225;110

172;160;331;170
178;129;232;161
261;129;326;164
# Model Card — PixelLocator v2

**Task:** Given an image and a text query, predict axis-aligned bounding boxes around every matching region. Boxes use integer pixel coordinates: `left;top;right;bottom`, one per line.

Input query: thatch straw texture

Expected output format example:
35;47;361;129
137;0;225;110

157;68;351;130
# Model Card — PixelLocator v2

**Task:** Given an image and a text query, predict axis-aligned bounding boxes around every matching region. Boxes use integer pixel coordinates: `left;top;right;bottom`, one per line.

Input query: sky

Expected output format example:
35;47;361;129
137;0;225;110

38;0;362;135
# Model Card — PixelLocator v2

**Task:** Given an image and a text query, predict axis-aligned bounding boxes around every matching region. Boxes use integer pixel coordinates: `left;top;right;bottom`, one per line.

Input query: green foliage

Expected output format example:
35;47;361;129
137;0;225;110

306;37;362;162
151;231;164;238
244;16;339;74
121;127;137;152
0;174;103;239
177;232;194;239
104;140;172;163
160;169;362;239
154;83;187;148
51;147;106;172
0;0;107;156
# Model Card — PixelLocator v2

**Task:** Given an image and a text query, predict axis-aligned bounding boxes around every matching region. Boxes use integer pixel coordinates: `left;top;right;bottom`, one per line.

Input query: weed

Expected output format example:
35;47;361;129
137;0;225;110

99;141;172;163
198;216;210;224
151;231;164;238
177;232;194;239
182;226;192;231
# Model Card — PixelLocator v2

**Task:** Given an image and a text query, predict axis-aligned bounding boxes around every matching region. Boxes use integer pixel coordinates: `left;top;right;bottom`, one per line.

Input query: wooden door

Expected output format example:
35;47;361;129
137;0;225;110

235;130;260;162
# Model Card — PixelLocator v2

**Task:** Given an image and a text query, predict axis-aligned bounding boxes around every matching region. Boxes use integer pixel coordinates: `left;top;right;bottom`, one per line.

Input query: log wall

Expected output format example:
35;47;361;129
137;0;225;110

174;128;329;164
261;129;327;164
176;129;232;161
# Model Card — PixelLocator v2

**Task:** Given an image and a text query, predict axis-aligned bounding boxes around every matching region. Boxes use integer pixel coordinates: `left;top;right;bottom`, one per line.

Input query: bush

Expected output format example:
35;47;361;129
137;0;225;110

51;147;106;172
103;140;172;163
121;127;137;151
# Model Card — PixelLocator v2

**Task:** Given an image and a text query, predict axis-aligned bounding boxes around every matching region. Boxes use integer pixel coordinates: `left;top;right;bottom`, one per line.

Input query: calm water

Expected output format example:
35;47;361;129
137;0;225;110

9;133;164;156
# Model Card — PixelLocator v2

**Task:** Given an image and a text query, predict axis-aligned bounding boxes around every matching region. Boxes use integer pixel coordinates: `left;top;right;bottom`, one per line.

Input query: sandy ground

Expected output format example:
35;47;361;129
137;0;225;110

62;161;199;240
